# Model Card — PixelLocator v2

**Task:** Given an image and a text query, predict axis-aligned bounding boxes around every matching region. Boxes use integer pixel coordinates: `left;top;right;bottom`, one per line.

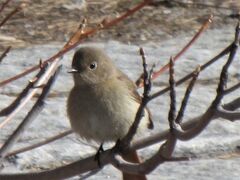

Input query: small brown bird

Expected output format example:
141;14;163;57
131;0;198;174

67;47;153;180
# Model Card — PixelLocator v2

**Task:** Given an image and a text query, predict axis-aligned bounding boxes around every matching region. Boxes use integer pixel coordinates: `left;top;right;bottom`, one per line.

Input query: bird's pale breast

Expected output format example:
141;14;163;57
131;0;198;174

67;79;149;143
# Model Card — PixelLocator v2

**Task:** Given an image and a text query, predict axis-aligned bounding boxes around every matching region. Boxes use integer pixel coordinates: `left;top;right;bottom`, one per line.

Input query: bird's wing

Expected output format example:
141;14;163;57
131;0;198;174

117;70;154;129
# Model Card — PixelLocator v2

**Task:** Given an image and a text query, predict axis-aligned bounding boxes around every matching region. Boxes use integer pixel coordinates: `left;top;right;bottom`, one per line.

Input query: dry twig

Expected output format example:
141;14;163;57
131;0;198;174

0;2;23;28
0;0;12;14
0;65;62;162
0;0;153;87
136;15;213;87
0;46;11;64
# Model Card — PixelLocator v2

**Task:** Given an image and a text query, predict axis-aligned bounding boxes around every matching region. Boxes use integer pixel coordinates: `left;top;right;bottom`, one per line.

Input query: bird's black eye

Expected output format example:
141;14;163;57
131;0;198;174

89;62;97;70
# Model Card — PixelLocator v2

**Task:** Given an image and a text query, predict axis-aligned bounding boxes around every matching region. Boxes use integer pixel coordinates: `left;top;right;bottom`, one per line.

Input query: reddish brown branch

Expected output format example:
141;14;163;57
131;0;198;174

136;15;213;87
0;0;153;87
153;15;213;77
0;0;12;13
0;3;23;28
65;0;153;48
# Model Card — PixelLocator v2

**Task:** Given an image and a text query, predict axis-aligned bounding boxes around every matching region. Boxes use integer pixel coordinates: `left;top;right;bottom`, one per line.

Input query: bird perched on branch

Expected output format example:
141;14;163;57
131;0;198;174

67;47;153;180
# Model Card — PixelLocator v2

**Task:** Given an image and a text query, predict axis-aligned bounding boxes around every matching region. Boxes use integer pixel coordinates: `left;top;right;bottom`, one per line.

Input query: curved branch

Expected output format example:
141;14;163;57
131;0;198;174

215;107;240;121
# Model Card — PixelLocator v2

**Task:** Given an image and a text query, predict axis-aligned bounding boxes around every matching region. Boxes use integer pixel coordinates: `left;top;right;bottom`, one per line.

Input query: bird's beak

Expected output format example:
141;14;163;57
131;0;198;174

68;68;79;73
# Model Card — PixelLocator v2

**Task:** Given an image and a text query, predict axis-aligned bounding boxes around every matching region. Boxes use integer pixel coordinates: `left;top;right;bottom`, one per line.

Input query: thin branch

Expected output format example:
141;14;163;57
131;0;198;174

161;57;177;158
0;0;153;87
0;151;107;180
120;47;152;149
150;42;233;100
222;97;240;111
111;146;165;175
171;0;240;10
66;0;153;49
5;129;72;158
132;96;240;151
0;66;61;161
0;63;49;117
136;15;212;87
112;131;180;175
63;18;87;49
0;3;23;28
0;46;11;64
168;57;176;130
213;21;240;108
152;15;213;80
0;58;60;129
215;107;240;121
171;22;240;141
1;97;240;179
0;0;12;13
175;66;200;124
224;81;240;95
111;55;179;176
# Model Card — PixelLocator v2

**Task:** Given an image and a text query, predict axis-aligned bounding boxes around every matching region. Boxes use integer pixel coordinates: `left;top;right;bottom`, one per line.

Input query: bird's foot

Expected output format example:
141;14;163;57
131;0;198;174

94;143;104;168
112;139;128;154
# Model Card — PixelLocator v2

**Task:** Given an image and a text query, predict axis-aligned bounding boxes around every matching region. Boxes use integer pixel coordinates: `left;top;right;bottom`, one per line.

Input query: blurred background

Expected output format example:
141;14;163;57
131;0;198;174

0;0;240;50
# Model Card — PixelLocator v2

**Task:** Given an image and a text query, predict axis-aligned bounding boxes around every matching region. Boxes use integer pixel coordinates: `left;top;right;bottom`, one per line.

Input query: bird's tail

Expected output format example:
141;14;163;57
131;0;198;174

122;150;147;180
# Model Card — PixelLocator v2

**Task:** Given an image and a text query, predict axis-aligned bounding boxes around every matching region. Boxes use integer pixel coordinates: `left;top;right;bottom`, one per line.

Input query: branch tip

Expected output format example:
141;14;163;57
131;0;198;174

139;47;144;56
